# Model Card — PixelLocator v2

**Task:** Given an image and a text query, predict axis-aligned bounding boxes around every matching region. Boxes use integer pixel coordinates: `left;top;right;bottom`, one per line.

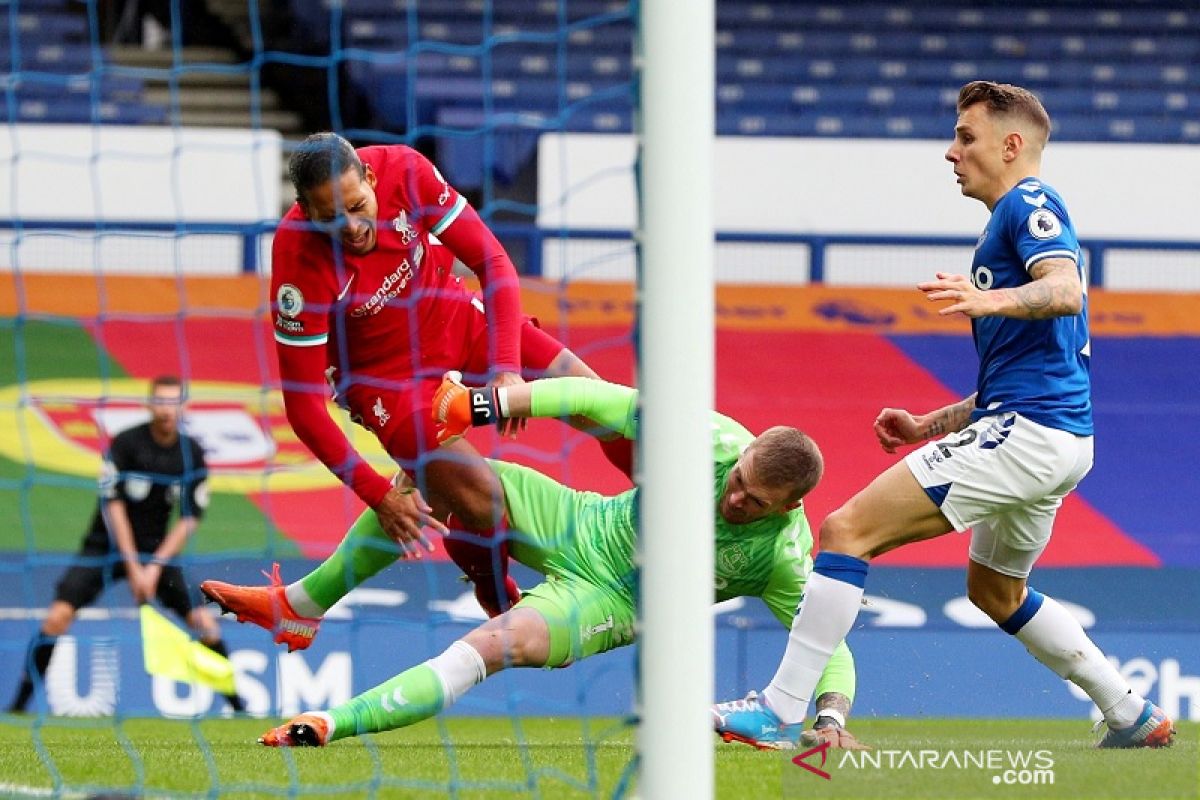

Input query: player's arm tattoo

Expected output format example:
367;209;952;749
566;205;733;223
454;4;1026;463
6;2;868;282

813;692;852;729
922;393;976;439
999;259;1083;319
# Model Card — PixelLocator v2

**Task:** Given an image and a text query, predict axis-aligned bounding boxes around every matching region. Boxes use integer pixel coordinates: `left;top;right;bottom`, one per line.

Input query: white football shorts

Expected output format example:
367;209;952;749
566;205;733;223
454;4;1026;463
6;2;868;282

903;412;1094;578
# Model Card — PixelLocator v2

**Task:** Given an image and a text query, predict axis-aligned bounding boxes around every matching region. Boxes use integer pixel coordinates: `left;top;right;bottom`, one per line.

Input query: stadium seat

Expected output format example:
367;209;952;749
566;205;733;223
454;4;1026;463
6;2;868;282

14;11;88;39
7;0;78;8
434;106;552;189
295;0;1200;153
434;100;633;189
14;96;165;125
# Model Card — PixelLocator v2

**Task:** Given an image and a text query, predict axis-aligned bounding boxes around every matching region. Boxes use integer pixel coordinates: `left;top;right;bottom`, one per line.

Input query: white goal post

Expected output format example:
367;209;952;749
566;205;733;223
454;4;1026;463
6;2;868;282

636;0;715;798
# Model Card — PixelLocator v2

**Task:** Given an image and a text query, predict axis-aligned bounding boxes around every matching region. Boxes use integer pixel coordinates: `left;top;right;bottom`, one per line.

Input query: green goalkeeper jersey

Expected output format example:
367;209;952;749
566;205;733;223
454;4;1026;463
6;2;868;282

710;417;814;627
496;378;812;628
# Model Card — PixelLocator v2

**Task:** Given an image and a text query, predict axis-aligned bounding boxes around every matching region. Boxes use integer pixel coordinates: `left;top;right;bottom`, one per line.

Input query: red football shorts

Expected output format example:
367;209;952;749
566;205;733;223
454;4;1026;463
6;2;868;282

342;314;566;465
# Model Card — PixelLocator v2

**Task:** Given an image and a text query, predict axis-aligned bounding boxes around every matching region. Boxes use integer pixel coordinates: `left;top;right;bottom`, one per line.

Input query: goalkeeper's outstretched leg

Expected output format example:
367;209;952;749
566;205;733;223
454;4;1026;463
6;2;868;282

258;606;550;747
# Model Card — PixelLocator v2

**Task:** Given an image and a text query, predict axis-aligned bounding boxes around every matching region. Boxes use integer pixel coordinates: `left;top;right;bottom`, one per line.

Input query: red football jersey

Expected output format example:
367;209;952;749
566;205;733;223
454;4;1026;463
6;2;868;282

271;145;514;378
270;145;524;506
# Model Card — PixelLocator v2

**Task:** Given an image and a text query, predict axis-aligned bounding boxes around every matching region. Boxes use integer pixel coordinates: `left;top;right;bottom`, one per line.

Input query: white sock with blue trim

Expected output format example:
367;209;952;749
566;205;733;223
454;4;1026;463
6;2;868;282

762;553;868;725
1002;588;1144;729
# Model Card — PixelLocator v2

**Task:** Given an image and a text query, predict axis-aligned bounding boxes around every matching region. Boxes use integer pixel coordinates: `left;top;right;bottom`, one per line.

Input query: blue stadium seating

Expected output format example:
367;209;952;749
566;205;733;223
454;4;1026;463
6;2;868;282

13;10;89;39
712;3;1200;35
344;1;1195;188
344;16;632;51
7;0;79;7
356;0;1194;187
5;0;1196;185
1054;114;1200;142
2;2;164;126
15;97;166;125
4;73;147;105
0;43;96;74
435;103;633;188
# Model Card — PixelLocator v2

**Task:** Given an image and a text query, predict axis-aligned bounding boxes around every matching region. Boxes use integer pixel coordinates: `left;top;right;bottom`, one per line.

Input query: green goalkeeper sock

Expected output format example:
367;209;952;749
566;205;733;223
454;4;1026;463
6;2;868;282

327;663;445;741
297;508;401;613
326;640;488;742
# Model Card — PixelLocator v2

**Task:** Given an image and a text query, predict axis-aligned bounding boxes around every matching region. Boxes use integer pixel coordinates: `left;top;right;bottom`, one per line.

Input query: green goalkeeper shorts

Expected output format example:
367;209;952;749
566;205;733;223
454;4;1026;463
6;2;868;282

516;576;636;667
489;458;638;667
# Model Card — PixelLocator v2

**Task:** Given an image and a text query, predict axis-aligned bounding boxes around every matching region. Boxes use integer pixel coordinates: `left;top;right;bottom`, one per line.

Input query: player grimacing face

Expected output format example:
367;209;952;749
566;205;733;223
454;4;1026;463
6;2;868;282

719;449;797;526
302;165;381;256
945;103;1011;209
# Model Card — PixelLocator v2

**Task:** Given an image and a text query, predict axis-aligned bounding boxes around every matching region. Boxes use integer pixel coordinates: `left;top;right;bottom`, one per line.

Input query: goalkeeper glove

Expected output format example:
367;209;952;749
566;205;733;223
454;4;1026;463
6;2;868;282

432;371;499;445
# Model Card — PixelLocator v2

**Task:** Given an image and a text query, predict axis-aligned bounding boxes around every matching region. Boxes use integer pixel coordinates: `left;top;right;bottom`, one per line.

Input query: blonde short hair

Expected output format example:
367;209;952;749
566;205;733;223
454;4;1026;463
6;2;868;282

747;426;824;503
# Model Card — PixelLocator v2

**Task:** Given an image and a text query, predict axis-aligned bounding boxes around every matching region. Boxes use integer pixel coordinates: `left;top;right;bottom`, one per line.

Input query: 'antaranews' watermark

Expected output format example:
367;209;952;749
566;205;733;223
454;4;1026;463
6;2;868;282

791;740;1055;786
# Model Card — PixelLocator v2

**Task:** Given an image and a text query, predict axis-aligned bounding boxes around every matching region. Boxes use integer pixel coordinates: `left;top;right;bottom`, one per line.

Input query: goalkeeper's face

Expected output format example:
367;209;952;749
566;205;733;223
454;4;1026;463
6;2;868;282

718;450;796;526
303;165;380;255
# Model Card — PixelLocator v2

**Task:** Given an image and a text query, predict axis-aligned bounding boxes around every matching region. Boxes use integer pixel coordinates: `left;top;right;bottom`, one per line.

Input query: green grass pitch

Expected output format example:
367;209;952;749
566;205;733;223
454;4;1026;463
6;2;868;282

0;716;1194;798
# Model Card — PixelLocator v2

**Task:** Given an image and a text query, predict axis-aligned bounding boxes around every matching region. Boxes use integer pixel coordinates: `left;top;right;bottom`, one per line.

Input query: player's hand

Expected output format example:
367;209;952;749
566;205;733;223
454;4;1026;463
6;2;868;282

874;408;923;453
143;562;163;596
800;725;871;751
488;371;526;438
127;562;155;604
373;486;445;559
918;272;994;318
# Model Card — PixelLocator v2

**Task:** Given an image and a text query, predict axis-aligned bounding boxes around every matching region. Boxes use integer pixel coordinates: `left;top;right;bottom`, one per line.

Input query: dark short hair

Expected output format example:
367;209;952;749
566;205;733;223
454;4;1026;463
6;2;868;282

748;426;824;503
150;375;181;391
957;81;1051;145
149;375;184;401
287;132;365;203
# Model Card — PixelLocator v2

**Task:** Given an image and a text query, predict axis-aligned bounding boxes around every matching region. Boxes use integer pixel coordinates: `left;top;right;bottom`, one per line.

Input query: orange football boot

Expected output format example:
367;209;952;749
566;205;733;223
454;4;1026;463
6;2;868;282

201;563;321;652
259;713;330;747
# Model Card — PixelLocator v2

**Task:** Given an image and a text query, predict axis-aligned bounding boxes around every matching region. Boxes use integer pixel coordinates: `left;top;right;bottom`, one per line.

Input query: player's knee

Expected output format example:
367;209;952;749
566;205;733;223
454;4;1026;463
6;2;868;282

42;603;75;636
818;510;865;557
502;635;536;668
447;486;504;529
506;612;551;667
426;462;503;529
545;347;598;379
466;620;538;672
966;582;1020;624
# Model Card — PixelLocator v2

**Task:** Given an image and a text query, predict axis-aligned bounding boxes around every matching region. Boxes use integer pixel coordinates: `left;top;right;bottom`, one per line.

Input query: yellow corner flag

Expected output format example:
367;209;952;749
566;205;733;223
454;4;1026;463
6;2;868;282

140;605;236;695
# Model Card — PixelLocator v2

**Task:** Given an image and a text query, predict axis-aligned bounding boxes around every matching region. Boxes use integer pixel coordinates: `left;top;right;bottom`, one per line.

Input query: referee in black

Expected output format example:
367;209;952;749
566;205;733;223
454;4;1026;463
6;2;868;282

8;375;244;713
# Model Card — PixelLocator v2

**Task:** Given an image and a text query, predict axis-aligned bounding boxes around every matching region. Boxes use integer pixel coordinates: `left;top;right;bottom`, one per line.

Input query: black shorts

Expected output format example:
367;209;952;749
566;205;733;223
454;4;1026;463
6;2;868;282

54;545;200;619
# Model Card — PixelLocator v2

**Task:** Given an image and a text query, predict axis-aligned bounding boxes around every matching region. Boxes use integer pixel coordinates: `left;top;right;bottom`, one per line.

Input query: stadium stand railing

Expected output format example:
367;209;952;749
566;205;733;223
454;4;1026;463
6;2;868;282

4;218;1199;293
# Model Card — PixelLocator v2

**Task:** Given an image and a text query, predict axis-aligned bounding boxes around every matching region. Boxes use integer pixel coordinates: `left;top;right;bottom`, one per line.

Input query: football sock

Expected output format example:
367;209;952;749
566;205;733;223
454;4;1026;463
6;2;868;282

763;553;868;725
1001;588;1144;728
1105;692;1148;730
294;508;401;614
8;634;56;713
326;641;485;741
427;640;489;702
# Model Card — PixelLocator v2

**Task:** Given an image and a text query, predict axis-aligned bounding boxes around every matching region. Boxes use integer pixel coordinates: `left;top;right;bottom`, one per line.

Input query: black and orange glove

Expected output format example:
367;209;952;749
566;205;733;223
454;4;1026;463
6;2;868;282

432;371;499;445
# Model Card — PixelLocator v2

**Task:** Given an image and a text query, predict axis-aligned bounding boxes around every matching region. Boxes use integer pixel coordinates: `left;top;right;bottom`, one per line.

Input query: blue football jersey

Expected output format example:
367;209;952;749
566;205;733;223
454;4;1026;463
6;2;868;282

968;178;1092;435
